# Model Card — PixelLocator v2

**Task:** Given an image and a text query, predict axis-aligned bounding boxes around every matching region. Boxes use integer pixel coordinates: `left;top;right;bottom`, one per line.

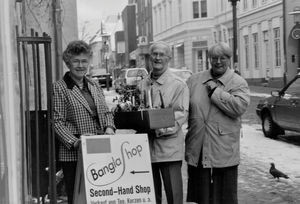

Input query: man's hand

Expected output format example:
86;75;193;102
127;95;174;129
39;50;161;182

155;127;174;137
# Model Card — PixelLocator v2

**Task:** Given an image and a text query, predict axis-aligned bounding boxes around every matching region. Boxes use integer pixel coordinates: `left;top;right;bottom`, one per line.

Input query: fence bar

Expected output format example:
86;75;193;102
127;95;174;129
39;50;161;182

44;36;56;204
31;28;41;203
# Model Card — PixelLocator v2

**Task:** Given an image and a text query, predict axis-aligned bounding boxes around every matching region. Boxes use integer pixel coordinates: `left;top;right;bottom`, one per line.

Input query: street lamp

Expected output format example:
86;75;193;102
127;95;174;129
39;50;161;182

103;41;110;91
228;0;240;73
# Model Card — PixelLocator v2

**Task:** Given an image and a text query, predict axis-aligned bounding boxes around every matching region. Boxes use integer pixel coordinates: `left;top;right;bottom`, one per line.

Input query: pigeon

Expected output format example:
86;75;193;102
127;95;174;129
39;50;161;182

269;163;289;181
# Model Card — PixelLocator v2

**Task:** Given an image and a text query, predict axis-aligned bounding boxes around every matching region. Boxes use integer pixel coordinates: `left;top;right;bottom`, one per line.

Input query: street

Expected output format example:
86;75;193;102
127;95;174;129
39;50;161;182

238;124;300;204
104;87;300;204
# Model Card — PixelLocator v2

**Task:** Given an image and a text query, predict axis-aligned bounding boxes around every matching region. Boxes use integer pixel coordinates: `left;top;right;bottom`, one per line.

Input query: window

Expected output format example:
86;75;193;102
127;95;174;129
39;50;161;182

220;0;225;11
228;28;234;67
213;31;218;43
243;0;248;10
252;0;257;8
263;31;270;68
285;78;300;96
192;0;207;19
274;28;281;67
169;0;173;27
164;3;167;28
193;1;199;18
244;35;249;69
178;0;182;23
223;29;228;43
228;28;233;49
253;33;259;69
201;0;207;17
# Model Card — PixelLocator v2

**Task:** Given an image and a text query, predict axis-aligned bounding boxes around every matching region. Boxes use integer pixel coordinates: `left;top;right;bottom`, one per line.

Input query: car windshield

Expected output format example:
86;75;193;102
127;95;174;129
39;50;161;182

127;69;147;77
285;77;300;97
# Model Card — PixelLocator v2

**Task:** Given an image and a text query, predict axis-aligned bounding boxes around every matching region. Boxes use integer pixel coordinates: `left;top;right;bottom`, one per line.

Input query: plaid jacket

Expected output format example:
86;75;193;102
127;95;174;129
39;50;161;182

53;72;115;161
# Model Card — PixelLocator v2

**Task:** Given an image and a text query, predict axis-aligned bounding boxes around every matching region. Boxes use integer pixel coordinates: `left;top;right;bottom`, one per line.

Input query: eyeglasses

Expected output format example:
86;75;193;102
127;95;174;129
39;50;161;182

71;59;89;66
211;56;229;62
151;52;168;58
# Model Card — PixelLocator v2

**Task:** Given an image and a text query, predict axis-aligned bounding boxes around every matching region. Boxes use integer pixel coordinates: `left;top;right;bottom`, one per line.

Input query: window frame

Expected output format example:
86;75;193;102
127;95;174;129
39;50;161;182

244;35;250;70
273;27;281;67
192;0;207;19
253;33;259;69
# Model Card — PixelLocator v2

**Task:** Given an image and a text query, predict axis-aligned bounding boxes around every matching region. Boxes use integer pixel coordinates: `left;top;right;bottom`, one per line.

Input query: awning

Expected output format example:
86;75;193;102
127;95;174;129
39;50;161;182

129;49;137;60
175;43;184;48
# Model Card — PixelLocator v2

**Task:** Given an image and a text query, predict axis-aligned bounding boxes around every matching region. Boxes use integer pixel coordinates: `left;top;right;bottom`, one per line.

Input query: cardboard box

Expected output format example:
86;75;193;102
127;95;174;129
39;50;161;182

114;108;175;130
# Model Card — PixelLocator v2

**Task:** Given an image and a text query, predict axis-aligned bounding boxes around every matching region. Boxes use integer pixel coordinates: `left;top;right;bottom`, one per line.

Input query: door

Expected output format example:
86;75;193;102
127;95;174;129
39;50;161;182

194;49;208;72
274;77;300;130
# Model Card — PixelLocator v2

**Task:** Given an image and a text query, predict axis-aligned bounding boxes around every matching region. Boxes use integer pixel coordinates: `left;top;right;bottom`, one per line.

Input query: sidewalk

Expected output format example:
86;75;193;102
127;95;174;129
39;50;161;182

249;85;277;98
249;85;277;94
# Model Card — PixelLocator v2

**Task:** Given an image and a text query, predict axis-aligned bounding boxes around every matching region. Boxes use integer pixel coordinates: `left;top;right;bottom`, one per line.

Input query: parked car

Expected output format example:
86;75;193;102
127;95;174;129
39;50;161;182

92;73;112;87
90;69;112;87
169;68;193;82
256;73;300;138
114;68;148;93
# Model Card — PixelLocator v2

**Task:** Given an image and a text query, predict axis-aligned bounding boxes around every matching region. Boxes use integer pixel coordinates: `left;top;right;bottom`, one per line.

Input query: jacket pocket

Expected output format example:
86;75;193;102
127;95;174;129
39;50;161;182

218;122;241;136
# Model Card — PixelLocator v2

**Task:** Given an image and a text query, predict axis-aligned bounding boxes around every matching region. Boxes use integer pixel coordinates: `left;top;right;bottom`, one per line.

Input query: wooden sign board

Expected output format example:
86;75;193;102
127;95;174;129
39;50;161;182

73;134;156;204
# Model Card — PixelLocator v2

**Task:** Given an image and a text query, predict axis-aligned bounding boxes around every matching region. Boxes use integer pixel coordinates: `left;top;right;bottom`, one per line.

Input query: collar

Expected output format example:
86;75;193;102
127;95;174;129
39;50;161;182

202;68;235;85
150;69;171;85
63;71;91;89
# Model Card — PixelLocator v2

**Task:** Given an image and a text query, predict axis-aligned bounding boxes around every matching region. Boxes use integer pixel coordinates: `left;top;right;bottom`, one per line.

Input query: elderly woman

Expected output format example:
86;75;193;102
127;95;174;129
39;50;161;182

185;42;250;204
53;40;115;204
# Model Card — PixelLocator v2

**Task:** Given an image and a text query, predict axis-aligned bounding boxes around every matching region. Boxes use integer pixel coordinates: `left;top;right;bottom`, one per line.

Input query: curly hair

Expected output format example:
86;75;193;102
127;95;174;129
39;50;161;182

62;40;92;67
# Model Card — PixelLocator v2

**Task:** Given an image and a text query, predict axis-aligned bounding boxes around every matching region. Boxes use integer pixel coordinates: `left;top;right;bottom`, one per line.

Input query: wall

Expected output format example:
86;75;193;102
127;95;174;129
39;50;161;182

284;0;300;82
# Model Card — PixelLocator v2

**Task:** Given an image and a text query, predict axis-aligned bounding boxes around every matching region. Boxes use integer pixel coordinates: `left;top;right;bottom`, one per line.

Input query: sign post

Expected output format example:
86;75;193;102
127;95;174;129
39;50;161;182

73;134;156;204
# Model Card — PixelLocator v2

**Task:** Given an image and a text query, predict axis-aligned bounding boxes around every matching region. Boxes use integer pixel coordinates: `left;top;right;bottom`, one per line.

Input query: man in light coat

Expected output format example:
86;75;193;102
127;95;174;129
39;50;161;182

138;41;189;204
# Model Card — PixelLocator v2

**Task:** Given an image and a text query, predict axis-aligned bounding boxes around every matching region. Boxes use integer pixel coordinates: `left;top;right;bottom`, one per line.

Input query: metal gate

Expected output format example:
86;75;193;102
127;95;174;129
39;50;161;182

16;28;57;204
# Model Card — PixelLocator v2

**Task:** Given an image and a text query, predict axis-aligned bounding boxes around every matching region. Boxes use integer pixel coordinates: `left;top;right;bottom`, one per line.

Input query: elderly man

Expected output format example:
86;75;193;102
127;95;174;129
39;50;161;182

185;42;250;204
138;41;189;204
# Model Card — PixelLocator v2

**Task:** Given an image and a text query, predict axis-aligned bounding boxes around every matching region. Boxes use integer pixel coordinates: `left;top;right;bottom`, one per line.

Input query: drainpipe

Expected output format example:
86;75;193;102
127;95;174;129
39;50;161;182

283;0;287;86
53;0;63;81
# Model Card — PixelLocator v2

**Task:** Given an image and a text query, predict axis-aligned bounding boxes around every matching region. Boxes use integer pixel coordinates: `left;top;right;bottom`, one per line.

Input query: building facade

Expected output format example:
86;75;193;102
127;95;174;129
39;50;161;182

152;0;213;73
238;0;284;86
152;0;297;86
135;0;154;71
122;4;138;67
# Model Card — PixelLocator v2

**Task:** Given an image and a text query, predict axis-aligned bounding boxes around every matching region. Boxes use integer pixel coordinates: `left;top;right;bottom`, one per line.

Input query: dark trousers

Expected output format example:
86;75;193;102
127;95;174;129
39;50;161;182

61;161;77;204
187;164;238;204
152;161;183;204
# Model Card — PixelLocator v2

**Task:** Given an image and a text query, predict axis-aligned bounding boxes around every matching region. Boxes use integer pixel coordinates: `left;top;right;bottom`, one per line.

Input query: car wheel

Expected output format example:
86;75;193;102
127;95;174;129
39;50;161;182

262;112;284;138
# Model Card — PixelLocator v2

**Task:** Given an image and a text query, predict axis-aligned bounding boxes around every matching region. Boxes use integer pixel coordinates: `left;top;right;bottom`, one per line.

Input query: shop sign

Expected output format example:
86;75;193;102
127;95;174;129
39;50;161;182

73;134;155;204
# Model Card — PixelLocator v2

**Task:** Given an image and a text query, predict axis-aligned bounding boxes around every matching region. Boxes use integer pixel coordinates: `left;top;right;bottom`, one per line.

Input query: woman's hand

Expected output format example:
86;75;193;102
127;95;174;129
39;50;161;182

73;139;81;149
105;127;115;135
